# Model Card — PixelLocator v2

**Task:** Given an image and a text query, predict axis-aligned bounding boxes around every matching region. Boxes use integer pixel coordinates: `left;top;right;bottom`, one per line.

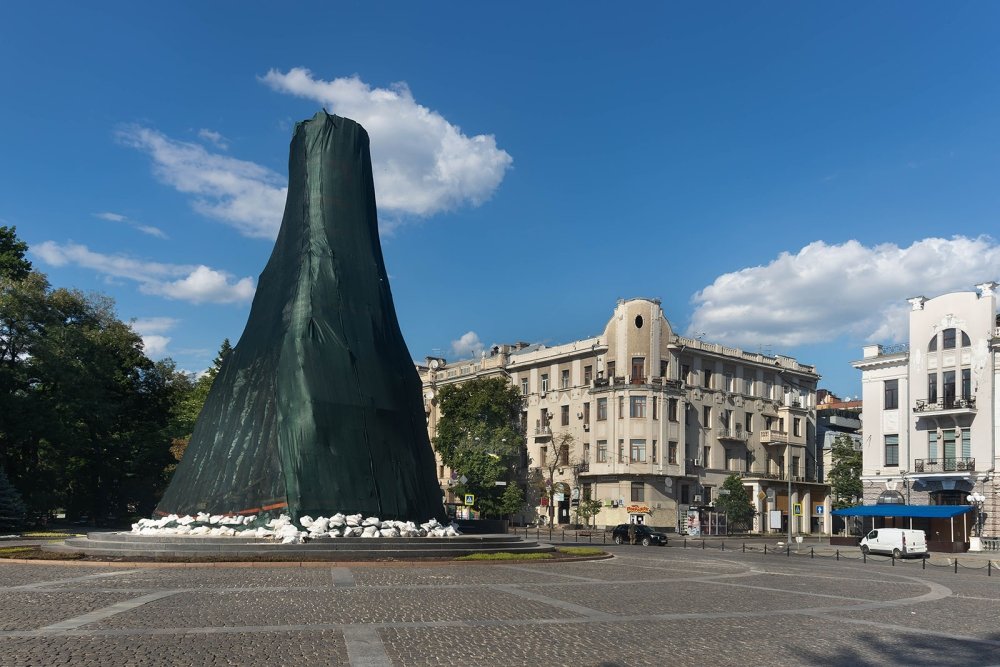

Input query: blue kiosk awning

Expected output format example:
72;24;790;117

831;505;972;518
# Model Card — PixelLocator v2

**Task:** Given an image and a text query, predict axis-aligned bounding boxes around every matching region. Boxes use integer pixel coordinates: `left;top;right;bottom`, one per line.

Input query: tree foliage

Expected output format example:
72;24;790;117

0;225;31;281
829;434;863;509
433;377;526;518
0;466;27;531
0;228;185;524
714;474;756;533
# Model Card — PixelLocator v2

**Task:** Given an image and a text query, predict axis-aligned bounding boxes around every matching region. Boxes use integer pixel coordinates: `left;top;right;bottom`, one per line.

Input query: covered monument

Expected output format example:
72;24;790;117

157;111;445;523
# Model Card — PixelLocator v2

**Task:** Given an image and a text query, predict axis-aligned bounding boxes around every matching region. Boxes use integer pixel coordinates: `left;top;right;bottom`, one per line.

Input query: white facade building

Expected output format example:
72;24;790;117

853;282;1000;541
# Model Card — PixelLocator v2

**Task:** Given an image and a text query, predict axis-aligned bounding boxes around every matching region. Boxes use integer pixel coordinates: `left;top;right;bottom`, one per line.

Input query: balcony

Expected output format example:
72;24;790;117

717;428;749;442
914;397;977;414
533;425;552;439
759;430;789;445
913;457;976;473
740;470;818;483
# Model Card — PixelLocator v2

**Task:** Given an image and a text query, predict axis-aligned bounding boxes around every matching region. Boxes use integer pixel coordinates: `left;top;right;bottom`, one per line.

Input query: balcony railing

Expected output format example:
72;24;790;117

739;470;816;482
913;457;976;473
759;430;789;444
718;428;749;442
534;425;552;437
915;397;976;412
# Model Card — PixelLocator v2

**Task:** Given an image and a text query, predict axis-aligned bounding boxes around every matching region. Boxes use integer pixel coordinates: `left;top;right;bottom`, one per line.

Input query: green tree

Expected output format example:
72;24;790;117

714;473;756;533
575;497;603;528
433;377;525;518
165;338;234;469
498;482;526;518
0;225;31;281
828;434;862;509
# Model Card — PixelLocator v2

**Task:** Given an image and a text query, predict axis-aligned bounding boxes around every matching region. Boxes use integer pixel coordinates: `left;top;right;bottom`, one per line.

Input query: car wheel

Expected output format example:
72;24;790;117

614;535;624;545
892;548;902;559
641;537;651;547
861;545;869;555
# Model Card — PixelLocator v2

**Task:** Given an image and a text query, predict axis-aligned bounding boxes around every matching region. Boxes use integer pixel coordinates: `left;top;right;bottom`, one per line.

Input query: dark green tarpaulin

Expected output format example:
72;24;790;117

156;112;445;522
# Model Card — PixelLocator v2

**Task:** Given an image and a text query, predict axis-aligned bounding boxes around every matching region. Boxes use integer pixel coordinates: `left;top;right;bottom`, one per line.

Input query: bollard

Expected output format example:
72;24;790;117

810;547;814;559
989;560;992;577
549;527;552;541
786;545;790;557
743;542;746;553
836;549;839;561
955;559;958;574
524;526;528;538
589;531;592;544
764;544;767;555
702;539;706;550
721;541;725;552
684;538;687;549
891;554;895;566
575;530;578;543
603;531;606;545
922;556;925;570
536;526;540;540
562;528;565;542
863;552;867;564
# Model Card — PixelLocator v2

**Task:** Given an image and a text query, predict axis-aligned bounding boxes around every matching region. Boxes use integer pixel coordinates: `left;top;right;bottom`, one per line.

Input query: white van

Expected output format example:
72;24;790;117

860;528;928;558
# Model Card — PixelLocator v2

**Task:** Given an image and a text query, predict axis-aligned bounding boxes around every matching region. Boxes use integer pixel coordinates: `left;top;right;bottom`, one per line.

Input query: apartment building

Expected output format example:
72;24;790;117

852;281;999;542
420;298;824;533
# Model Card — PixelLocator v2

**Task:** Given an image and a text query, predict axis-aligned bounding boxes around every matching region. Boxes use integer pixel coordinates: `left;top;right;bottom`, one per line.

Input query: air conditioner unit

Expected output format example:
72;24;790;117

693;458;702;467
583;424;590;431
540;391;546;398
692;494;703;503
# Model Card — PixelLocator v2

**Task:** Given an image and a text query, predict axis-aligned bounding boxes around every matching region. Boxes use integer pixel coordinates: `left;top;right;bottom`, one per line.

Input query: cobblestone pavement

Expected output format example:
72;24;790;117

2;546;999;666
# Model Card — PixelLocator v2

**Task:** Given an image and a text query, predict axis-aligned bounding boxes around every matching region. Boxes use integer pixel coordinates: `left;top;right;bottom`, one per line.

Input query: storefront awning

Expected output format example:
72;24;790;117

831;505;973;518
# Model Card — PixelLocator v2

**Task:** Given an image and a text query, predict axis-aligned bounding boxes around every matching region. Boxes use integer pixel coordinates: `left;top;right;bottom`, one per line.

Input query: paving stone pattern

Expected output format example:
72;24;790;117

2;546;1000;666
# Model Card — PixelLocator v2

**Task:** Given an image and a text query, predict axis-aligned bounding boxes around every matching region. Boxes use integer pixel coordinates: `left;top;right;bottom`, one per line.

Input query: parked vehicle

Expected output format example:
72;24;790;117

611;523;668;546
860;528;927;558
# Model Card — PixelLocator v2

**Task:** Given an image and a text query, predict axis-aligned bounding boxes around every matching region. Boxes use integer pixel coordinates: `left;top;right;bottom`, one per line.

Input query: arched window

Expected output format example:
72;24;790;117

961;331;971;347
942;328;956;350
928;334;937;352
876;490;905;505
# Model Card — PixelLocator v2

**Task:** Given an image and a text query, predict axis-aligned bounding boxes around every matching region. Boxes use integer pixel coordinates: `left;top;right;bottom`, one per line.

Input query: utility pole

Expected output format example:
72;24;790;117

787;443;793;545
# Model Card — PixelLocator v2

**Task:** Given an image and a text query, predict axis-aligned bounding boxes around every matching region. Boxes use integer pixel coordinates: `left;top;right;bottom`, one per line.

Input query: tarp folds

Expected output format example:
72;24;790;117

156;112;446;522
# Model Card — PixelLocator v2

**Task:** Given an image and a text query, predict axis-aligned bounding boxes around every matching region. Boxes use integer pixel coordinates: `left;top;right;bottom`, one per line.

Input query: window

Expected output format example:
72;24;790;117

618;440;625;463
584;365;593;385
793;418;801;437
943;370;956;404
652;440;657;463
703;446;710;468
702;406;711;427
703;487;712;505
582;482;592;500
631;357;645;383
745;412;753;433
962;369;971;400
596;440;608;462
539;408;549;428
884;434;899;467
682;364;691;384
521;378;528;395
668;441;678;464
763;374;773;399
561;405;570;426
668;398;679;422
630;439;646;463
607;361;616;379
560;369;570;389
630;396;646;418
928;334;937;352
618;395;624;419
583;443;590;462
884;379;898;410
962;429;971;458
792;456;800;477
631;482;644;502
597;398;608;421
928;431;938;460
541;374;549;392
721;409;732;429
660;360;668;377
583;402;590;424
745;374;755;396
928;373;938;403
942;429;956;461
559;443;569;465
703;368;713;389
943;328;956;350
724;372;734;392
652;397;658;420
680;484;690;504
539;446;547;467
961;331;971;347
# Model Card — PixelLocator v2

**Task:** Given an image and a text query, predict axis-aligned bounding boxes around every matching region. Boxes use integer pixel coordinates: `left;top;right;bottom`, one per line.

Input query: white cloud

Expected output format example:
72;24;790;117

117;126;287;239
128;318;180;360
450;331;484;359
260;69;513;217
197;128;229;150
94;211;168;239
33;241;255;305
140;335;171;358
688;236;1000;347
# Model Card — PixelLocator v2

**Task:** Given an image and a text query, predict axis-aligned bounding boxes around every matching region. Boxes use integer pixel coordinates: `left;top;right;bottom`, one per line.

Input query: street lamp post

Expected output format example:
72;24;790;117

787;444;793;546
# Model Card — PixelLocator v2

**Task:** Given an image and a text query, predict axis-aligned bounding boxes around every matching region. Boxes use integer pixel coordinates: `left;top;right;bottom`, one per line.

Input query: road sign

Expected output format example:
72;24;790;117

718;489;731;495
757;491;766;501
459;475;468;485
815;505;825;515
553;493;565;502
792;503;802;516
464;494;475;506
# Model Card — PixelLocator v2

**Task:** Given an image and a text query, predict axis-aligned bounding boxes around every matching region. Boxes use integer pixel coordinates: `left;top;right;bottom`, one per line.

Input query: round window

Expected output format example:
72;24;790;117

635;315;643;329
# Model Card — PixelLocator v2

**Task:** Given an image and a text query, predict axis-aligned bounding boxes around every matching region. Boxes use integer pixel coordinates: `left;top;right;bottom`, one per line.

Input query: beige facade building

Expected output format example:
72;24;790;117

420;298;825;534
852;282;1000;542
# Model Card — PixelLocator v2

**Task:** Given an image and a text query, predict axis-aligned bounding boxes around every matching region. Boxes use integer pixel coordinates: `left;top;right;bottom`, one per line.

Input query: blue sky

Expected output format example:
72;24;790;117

3;2;1000;396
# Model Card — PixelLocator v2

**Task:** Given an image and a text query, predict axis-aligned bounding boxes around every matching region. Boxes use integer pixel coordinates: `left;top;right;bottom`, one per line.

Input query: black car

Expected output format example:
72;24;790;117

611;523;668;546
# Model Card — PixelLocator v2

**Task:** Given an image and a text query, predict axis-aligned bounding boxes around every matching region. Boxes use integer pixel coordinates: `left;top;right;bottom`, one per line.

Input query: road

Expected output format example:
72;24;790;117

1;544;998;666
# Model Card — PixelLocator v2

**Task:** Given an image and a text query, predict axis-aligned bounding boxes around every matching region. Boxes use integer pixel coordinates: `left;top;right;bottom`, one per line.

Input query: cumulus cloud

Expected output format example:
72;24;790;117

197;128;229;150
117;126;287;239
33;241;255;305
94;211;168;239
129;317;179;359
688;236;1000;347
260;69;513;217
450;331;485;359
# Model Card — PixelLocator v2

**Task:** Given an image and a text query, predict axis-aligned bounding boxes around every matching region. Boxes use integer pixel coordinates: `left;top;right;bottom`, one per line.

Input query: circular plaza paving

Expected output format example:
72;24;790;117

2;545;999;666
